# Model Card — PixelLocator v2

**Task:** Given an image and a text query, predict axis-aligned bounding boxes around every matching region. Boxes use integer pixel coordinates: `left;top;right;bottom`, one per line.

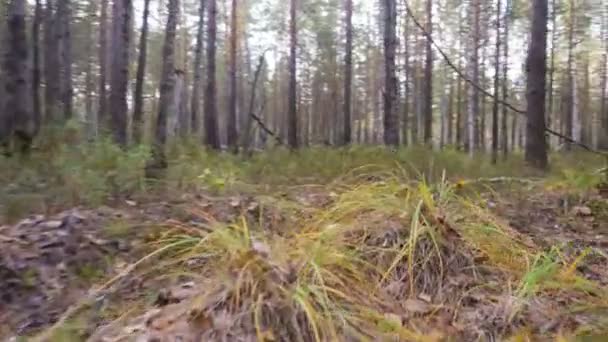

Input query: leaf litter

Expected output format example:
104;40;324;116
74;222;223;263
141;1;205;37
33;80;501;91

1;172;608;341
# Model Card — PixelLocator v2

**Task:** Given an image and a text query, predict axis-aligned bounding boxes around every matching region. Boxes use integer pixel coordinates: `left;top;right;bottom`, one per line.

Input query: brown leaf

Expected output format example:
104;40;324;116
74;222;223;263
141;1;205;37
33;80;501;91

404;298;433;314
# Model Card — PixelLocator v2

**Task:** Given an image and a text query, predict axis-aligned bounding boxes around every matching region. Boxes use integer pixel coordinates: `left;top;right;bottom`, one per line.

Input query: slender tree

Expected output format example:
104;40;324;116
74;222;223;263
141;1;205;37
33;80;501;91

204;0;220;149
154;0;179;165
31;0;42;135
491;0;501;164
403;10;411;145
467;0;481;155
287;0;298;148
343;0;353;145
132;0;151;144
383;0;399;146
109;0;132;146
43;0;60;123
525;0;549;169
98;0;109;129
547;0;557;147
601;0;608;148
501;0;511;157
227;0;238;152
2;0;32;153
57;0;73;120
191;0;206;136
423;0;433;144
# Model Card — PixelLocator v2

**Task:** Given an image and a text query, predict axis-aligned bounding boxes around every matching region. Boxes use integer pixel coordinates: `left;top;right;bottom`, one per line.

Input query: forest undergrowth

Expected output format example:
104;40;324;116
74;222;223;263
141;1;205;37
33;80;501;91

1;133;608;341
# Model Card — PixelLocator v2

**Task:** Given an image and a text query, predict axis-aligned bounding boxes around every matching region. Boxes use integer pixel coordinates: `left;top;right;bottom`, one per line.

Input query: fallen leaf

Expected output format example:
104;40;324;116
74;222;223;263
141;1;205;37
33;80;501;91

404;298;432;314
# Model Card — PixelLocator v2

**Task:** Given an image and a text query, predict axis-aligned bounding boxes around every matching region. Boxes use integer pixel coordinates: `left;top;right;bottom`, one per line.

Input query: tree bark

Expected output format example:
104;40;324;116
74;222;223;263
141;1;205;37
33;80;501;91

343;0;353;145
467;0;481;156
525;0;549;170
423;0;433;145
98;0;109;130
85;0;96;138
204;0;220;149
56;0;73;120
109;0;132;147
501;0;511;157
2;0;32;153
287;0;298;148
492;0;501;164
547;0;557;148
132;0;151;144
153;0;179;165
191;0;206;137
402;10;410;146
32;0;42;135
601;0;608;149
43;0;60;123
383;0;399;146
227;0;238;152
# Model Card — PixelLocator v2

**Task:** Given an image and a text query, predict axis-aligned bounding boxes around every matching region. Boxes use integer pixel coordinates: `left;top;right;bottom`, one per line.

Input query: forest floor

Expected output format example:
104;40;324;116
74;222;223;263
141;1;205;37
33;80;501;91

1;140;608;341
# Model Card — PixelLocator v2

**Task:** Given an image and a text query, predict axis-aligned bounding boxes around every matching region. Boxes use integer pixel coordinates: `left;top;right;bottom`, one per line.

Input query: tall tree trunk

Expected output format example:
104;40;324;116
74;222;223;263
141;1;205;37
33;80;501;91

491;0;501;164
423;0;433;145
2;0;32;153
57;0;72;120
132;0;151;144
287;0;298;148
547;0;557;148
85;0;96;138
501;0;511;157
98;0;109;131
467;0;481;156
153;0;179;165
601;0;608;149
32;0;42;135
525;0;549;169
343;0;353;145
191;0;205;137
227;0;238;152
43;0;60;123
204;0;220;149
383;0;399;146
402;11;410;146
109;0;132;147
565;0;575;149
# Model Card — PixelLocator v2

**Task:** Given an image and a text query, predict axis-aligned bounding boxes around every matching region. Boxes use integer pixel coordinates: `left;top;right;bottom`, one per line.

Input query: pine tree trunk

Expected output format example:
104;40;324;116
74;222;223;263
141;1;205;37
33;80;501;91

467;0;480;156
191;0;205;137
492;0;501;164
2;0;32;153
43;0;60;123
57;0;73;120
132;0;151;144
601;1;608;149
565;0;575;149
525;0;549;169
402;11;410;146
383;0;399;146
227;0;238;152
287;0;298;148
204;0;220;149
109;0;132;147
547;0;557;148
501;0;511;157
85;0;96;138
32;0;42;135
343;0;353;145
423;0;433;145
98;0;109;130
153;0;179;165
